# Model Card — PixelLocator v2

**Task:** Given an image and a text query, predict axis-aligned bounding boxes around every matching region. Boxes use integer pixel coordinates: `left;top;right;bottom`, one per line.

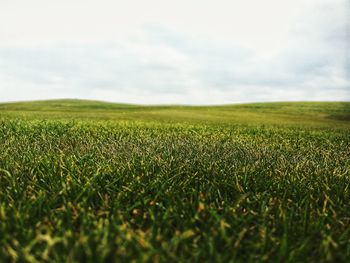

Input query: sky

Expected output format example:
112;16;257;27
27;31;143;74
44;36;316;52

0;0;349;104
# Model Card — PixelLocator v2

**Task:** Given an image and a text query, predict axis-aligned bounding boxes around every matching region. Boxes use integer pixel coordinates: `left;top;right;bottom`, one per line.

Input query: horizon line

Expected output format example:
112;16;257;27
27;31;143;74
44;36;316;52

1;98;350;107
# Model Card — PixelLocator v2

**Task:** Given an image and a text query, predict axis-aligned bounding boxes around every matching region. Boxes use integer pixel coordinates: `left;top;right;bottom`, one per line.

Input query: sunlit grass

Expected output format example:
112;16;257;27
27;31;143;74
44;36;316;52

0;100;349;262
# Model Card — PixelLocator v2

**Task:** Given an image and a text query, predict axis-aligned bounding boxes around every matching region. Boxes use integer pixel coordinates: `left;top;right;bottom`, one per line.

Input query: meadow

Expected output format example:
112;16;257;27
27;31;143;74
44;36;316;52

0;100;349;262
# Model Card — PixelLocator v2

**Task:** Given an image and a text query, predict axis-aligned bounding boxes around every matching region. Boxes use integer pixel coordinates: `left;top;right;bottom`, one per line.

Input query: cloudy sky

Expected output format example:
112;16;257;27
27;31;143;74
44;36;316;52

0;0;349;104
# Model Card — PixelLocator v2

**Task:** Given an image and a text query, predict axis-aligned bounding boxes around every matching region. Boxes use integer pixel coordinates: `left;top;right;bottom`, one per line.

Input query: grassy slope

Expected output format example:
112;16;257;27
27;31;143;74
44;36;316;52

1;99;350;127
0;100;349;262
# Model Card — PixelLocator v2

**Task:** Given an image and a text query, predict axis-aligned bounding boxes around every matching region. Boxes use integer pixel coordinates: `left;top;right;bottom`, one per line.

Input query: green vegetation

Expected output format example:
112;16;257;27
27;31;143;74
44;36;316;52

0;100;349;262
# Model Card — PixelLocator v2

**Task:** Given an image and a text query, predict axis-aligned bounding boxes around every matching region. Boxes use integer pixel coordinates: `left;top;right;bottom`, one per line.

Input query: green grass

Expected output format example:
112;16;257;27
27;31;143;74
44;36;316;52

1;99;350;126
0;100;349;262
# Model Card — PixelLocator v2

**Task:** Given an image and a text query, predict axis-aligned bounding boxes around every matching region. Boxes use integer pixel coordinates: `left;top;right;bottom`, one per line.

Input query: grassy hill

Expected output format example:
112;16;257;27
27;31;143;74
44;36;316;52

1;99;350;127
0;99;349;262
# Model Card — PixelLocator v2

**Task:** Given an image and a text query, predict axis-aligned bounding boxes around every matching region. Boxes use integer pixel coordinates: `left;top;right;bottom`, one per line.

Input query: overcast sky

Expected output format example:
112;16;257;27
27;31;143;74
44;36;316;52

0;0;349;104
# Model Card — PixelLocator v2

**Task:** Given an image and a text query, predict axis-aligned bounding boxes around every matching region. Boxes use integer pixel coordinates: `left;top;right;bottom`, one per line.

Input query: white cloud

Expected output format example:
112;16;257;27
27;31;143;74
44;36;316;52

0;0;349;104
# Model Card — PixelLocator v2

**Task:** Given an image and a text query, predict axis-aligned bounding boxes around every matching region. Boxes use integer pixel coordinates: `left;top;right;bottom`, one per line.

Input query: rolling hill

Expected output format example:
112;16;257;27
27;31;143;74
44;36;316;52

1;99;349;127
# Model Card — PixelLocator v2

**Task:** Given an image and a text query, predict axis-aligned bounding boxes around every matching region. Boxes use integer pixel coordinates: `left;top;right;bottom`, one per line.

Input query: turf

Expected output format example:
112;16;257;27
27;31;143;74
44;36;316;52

0;100;349;262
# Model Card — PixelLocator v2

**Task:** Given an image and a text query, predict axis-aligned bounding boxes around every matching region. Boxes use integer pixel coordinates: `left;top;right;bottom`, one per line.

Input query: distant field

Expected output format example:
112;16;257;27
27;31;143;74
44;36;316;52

1;99;350;127
0;100;349;262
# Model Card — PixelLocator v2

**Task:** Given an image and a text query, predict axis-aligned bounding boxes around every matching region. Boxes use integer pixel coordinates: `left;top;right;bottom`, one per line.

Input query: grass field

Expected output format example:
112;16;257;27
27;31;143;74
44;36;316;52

0;99;349;262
